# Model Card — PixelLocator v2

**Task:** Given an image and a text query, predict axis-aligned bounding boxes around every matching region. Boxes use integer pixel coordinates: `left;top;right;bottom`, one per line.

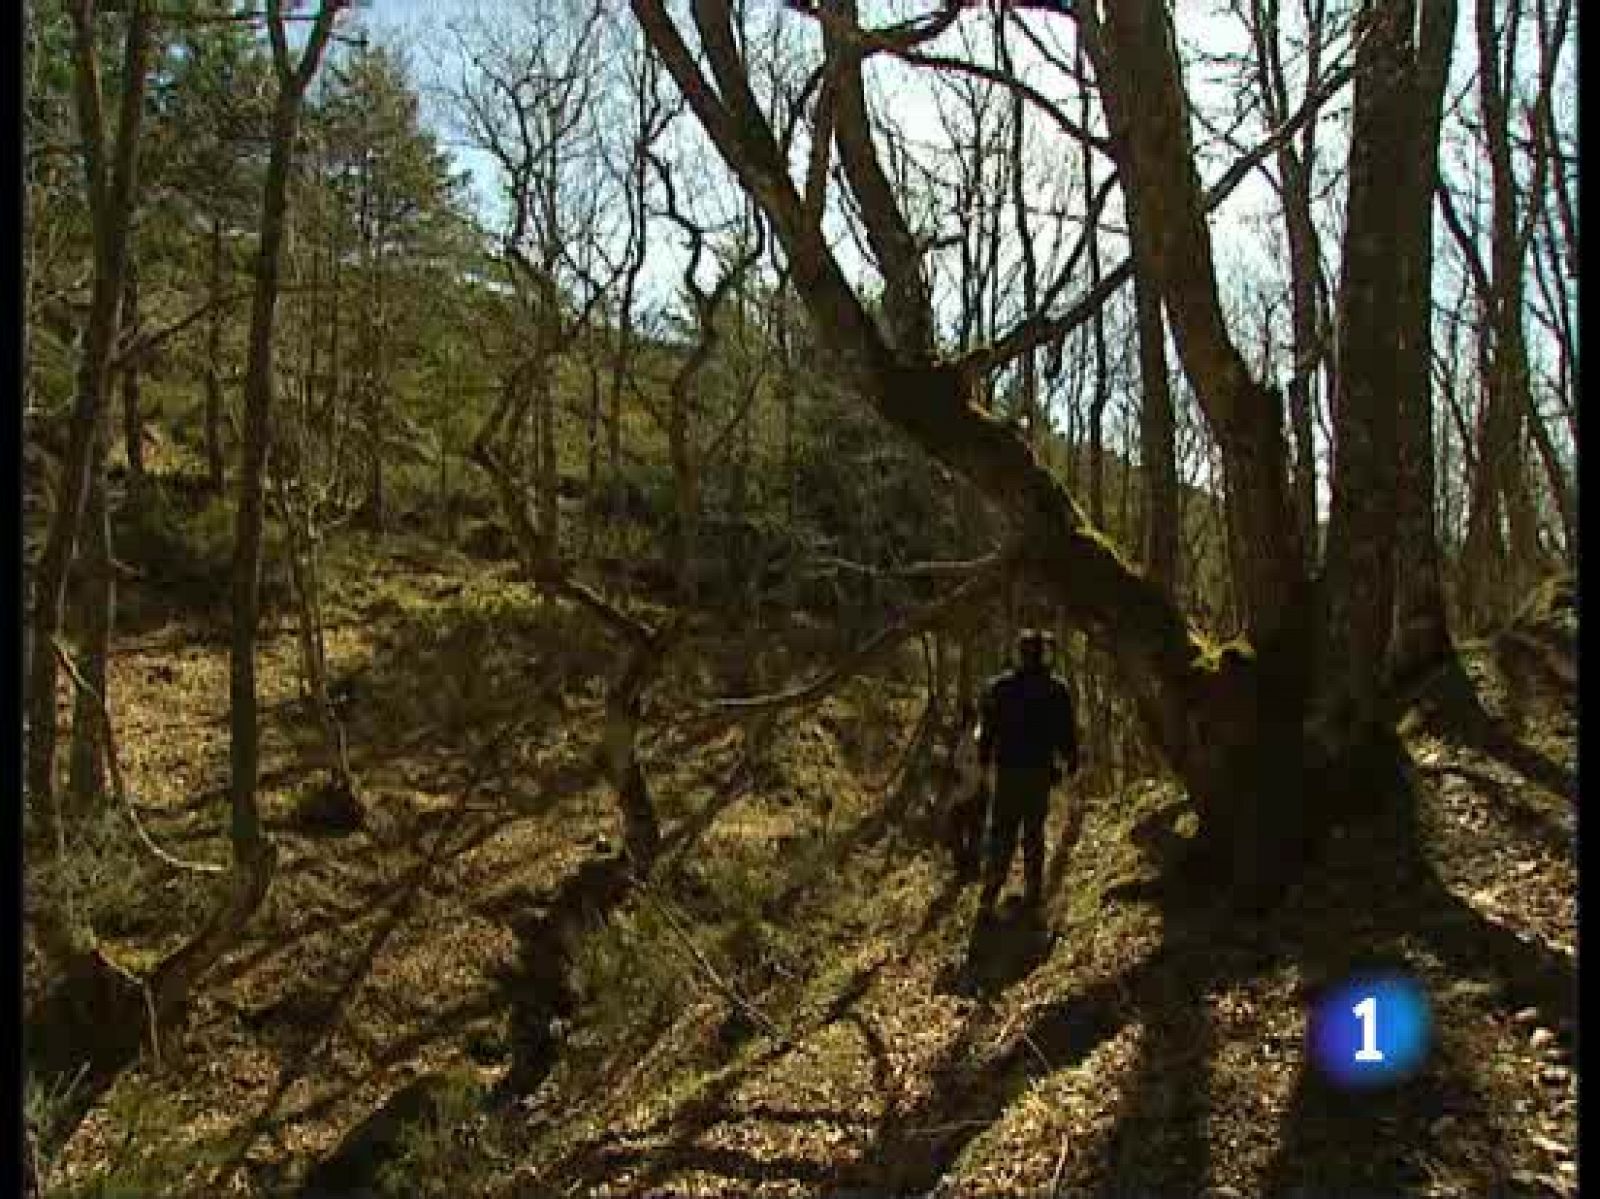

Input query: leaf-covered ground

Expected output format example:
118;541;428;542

35;545;1576;1198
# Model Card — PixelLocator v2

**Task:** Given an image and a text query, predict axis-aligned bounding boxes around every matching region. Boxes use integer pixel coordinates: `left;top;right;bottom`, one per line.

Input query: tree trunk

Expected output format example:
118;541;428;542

1133;269;1179;588
1313;0;1429;753
119;265;144;485
1525;391;1575;565
1459;0;1542;628
535;360;560;564
26;0;151;820
603;629;680;873
1390;0;1458;683
1281;154;1323;563
204;214;227;493
66;417;114;816
1084;0;1306;642
229;85;299;866
669;402;699;604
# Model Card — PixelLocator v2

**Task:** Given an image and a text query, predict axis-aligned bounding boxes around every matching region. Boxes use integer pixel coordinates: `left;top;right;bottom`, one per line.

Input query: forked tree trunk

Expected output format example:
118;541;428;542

630;0;1448;902
26;0;152;825
1083;0;1307;644
26;3;345;1157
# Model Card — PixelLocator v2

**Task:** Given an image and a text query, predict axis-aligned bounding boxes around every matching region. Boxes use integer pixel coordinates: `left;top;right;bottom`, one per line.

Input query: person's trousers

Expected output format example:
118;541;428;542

981;766;1051;907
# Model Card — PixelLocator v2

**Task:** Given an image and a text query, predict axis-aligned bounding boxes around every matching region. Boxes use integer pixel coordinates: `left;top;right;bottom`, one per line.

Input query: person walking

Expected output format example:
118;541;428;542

976;629;1080;917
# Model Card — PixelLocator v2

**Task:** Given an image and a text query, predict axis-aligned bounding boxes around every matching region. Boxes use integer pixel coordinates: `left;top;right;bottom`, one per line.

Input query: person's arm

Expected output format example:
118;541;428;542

977;683;998;771
1059;680;1080;775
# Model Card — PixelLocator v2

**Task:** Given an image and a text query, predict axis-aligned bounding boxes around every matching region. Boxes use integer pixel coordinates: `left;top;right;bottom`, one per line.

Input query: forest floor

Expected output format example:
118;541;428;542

34;534;1577;1199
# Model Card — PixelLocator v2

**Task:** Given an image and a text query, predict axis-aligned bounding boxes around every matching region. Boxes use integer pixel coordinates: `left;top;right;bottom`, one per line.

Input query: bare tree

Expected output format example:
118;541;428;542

1233;0;1340;564
626;0;1455;903
455;2;683;871
1441;0;1571;627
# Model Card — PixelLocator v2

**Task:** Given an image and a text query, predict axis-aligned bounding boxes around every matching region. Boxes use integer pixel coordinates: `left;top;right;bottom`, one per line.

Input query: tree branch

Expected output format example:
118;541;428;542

712;564;1006;715
50;637;227;875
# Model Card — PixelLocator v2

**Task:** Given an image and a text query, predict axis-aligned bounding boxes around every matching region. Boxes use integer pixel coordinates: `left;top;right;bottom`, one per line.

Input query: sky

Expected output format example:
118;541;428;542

351;0;1290;324
341;0;1574;509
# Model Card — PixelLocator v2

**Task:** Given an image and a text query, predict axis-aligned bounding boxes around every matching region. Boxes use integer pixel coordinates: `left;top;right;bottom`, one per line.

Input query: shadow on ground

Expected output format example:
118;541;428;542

559;625;1576;1197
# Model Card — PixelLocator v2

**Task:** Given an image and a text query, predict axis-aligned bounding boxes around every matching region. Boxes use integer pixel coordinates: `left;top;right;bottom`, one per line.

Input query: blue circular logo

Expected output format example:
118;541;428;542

1307;974;1431;1089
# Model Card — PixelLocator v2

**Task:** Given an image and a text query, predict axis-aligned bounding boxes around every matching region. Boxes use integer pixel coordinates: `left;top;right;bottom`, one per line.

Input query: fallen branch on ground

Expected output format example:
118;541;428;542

630;871;792;1049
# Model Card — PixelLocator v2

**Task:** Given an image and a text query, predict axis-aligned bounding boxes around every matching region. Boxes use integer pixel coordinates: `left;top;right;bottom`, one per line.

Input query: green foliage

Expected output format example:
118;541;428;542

374;1070;499;1199
114;480;288;618
27;805;220;956
566;906;686;1057
353;576;612;739
37;1072;227;1199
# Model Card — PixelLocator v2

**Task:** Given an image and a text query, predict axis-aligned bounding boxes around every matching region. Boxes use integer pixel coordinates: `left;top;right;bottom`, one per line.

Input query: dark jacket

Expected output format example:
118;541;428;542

978;665;1079;774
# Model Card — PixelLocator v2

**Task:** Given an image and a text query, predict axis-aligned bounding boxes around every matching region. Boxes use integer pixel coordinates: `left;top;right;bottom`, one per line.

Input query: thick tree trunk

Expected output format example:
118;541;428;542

1085;0;1306;641
26;0;151;819
1390;0;1458;682
1314;0;1430;752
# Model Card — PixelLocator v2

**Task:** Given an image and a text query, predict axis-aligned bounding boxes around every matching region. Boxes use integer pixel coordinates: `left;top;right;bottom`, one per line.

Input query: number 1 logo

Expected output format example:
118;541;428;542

1352;995;1385;1062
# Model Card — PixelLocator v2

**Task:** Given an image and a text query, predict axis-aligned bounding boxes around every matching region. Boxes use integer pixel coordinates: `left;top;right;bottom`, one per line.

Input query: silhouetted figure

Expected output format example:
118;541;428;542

977;630;1079;916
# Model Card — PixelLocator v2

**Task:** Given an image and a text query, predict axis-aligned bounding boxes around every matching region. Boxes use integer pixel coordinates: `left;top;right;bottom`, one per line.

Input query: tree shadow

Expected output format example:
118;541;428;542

1419;762;1575;859
1044;798;1088;905
294;1071;462;1199
550;870;970;1195
1083;953;1214;1194
1419;654;1576;803
486;852;632;1104
940;901;1057;1000
830;746;1575;1197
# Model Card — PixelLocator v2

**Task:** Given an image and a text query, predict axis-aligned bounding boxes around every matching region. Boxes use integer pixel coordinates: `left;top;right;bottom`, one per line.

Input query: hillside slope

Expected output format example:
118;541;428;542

35;548;1576;1198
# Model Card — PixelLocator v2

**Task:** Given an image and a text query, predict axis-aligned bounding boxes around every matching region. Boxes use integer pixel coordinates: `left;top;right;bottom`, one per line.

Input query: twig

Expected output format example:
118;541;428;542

1051;1127;1071;1197
712;564;1007;716
630;872;791;1048
49;637;226;875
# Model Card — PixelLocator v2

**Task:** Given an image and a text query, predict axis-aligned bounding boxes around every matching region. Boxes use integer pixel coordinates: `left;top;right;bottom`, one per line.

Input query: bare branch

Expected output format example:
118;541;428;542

51;637;227;875
712;564;1007;716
